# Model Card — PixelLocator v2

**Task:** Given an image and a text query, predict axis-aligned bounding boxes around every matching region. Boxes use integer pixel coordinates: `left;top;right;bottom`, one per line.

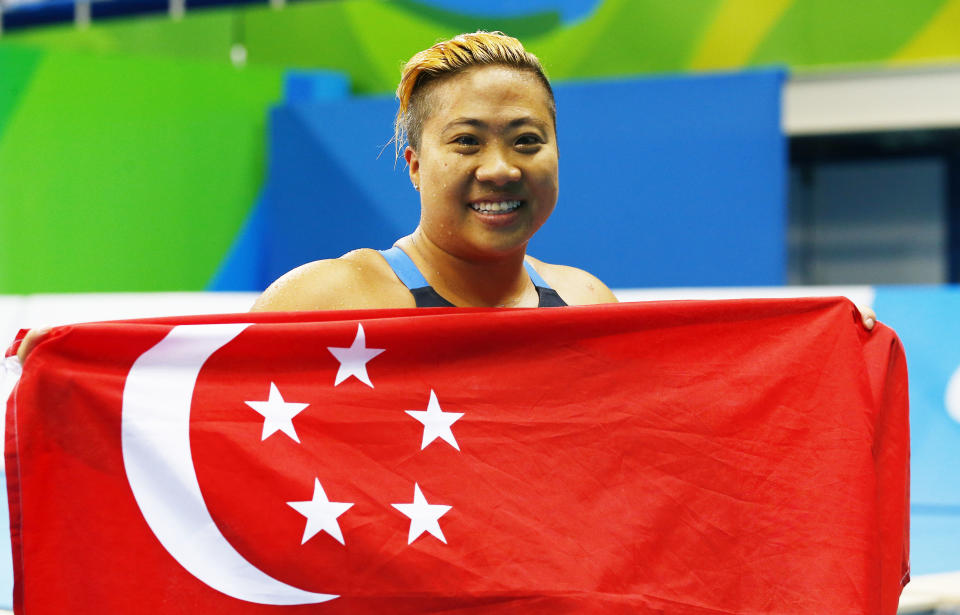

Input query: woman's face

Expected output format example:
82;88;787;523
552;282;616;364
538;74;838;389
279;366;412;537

405;65;559;260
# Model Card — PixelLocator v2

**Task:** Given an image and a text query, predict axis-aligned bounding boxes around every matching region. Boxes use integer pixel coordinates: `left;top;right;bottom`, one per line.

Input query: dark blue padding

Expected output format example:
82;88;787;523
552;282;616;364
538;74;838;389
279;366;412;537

414;0;599;22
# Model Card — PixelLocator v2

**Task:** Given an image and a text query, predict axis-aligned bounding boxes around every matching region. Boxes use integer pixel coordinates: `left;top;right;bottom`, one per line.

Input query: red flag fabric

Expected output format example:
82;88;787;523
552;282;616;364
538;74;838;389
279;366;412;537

5;299;908;614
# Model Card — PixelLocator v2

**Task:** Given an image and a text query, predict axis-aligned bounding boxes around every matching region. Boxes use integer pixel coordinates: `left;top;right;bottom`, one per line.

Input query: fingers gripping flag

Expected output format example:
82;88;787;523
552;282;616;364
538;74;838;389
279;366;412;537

4;300;909;614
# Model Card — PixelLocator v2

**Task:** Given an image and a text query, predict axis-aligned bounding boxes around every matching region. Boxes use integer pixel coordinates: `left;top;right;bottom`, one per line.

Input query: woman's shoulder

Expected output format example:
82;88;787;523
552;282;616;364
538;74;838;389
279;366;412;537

250;249;415;312
526;256;618;306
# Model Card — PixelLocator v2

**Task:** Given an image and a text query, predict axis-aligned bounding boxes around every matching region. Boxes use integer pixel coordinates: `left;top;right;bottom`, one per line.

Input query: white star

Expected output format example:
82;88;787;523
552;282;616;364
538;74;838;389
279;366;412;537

244;382;309;443
392;483;452;545
327;324;385;387
405;389;464;451
287;478;354;545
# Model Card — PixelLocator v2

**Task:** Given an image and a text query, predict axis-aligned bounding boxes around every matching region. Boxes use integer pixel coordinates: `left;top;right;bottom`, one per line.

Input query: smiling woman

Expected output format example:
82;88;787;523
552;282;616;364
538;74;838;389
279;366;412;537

250;31;619;312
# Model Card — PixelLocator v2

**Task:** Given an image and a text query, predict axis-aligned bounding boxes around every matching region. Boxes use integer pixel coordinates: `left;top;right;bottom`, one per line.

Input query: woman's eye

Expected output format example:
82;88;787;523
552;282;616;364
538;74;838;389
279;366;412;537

515;134;544;148
453;135;479;147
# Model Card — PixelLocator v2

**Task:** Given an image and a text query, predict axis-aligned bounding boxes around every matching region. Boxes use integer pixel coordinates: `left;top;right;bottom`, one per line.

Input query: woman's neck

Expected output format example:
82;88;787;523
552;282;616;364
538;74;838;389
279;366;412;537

398;229;536;308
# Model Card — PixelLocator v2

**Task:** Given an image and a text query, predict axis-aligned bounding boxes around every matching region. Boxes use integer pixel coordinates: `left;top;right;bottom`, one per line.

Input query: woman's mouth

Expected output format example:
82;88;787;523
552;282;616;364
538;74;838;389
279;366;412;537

468;200;524;214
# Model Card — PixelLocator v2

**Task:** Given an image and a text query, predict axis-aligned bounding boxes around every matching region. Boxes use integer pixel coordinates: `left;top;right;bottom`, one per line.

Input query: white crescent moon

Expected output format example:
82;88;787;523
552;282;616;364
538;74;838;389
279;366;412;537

122;323;337;605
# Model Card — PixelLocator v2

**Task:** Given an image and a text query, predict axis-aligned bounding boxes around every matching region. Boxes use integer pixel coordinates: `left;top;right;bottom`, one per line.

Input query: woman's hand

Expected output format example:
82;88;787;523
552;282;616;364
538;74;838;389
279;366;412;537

16;327;51;364
856;303;876;331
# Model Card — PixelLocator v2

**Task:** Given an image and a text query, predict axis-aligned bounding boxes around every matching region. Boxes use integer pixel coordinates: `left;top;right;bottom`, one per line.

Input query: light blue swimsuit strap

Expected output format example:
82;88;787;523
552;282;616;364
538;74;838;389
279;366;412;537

378;246;554;290
379;246;429;290
523;260;551;288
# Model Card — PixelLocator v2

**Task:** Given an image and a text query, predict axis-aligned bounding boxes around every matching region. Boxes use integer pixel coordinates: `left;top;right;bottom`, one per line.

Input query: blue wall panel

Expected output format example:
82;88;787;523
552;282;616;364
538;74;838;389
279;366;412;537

259;69;786;289
538;70;786;287
262;99;419;286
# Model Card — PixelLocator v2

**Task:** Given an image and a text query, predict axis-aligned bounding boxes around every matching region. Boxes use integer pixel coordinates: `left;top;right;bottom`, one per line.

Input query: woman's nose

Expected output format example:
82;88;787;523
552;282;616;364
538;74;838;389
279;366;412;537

475;150;522;185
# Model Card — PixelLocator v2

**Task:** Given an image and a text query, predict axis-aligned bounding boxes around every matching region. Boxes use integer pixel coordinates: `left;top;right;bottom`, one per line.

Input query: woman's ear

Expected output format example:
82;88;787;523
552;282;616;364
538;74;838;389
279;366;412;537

405;146;420;191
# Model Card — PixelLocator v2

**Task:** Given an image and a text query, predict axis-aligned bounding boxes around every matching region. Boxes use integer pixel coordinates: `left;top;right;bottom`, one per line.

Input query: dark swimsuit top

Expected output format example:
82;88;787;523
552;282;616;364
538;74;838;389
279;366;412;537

379;246;567;308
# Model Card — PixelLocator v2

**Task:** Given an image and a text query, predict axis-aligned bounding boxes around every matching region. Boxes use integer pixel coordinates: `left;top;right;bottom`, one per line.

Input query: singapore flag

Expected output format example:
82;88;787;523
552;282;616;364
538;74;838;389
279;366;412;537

5;300;909;614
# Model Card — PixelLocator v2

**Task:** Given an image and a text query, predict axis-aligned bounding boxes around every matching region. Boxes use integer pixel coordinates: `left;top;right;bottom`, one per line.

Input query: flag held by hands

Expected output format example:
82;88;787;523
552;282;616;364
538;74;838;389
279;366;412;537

4;299;909;614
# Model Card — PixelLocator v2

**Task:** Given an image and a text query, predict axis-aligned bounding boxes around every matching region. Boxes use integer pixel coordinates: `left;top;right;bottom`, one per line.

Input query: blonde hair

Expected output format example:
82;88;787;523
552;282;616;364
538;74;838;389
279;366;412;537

393;31;555;157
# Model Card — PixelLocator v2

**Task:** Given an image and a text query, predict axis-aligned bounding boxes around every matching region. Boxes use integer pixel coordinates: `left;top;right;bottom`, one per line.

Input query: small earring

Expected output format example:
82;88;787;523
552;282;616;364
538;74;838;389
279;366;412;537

414;183;420;191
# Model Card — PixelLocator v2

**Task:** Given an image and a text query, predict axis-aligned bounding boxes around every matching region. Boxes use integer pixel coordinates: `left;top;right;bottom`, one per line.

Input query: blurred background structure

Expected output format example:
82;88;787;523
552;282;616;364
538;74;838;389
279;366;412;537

2;0;960;612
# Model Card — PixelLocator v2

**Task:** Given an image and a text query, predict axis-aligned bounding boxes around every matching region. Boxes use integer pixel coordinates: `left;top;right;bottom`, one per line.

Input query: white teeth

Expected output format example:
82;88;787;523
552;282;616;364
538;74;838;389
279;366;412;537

471;200;522;213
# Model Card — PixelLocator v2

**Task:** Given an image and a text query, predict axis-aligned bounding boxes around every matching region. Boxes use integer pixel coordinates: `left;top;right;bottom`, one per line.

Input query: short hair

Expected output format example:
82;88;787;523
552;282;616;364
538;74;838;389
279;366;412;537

393;31;555;157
